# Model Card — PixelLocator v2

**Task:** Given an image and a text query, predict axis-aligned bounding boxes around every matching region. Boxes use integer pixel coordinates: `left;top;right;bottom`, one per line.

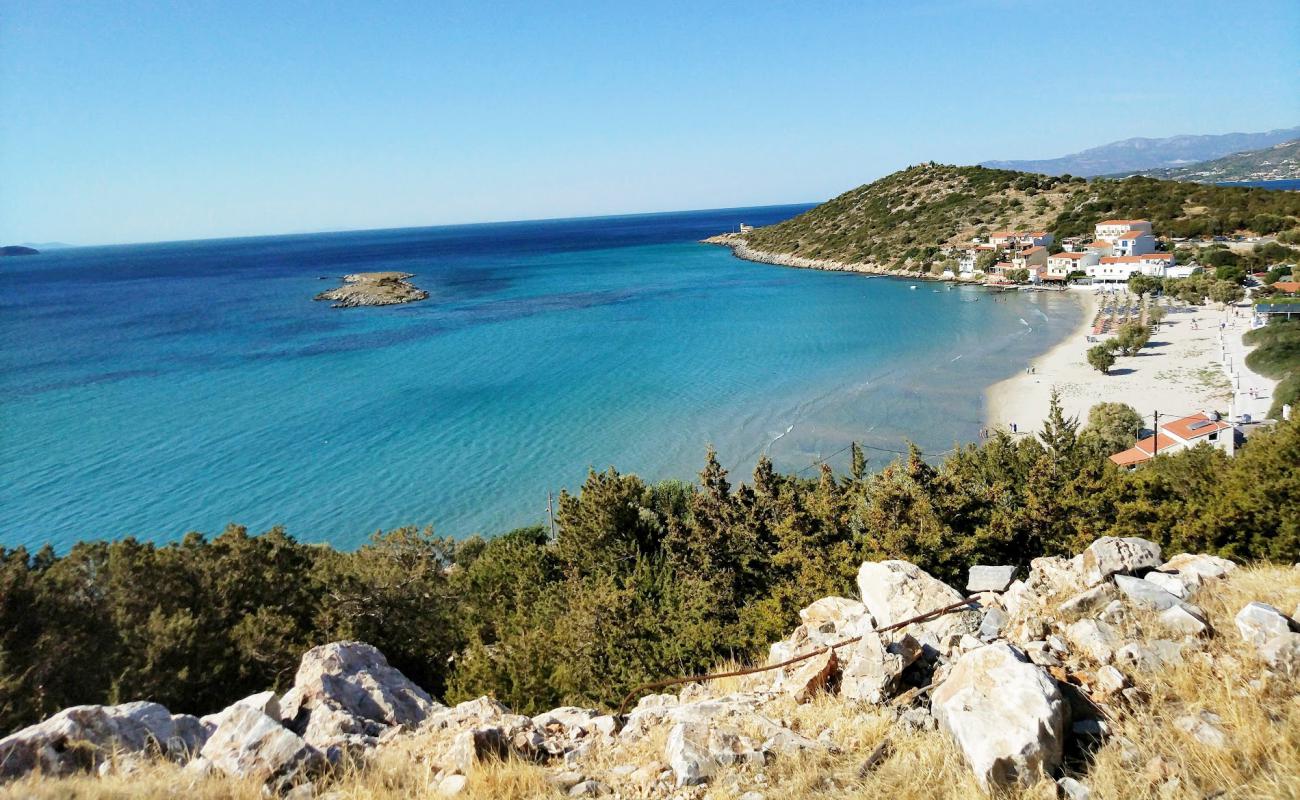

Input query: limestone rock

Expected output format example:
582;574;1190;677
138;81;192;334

782;648;838;703
568;779;610;796
1114;575;1207;622
856;560;979;656
967;565;1017;593
435;773;469;795
664;722;761;787
1081;537;1161;587
1235;602;1296;646
1141;571;1189;599
978;607;1007;641
1065;619;1122;664
199;706;323;790
1159;553;1235;583
201;691;281;733
1259;633;1300;677
279;641;442;750
1175;712;1228;749
445;726;511;774
931;643;1068;791
1058;584;1118;616
1058;776;1092;800
1116;640;1185;672
840;631;921;703
1158;605;1209;637
798;596;867;637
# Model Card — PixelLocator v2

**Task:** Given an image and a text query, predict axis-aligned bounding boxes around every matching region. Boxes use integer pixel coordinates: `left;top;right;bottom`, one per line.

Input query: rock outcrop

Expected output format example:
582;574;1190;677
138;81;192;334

314;272;429;308
931;643;1068;791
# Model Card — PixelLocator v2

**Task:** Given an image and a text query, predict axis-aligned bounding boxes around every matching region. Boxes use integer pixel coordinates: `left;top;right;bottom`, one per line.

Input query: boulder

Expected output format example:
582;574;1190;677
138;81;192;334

0;701;198;780
977;607;1007;641
1081;537;1161;587
200;691;281;733
445;726;512;774
1141;571;1189;599
1175;712;1228;749
1025;556;1083;598
1114;576;1207;622
1116;640;1185;672
199;706;323;791
840;631;921;703
967;565;1017;593
1159;553;1235;583
798;596;867;637
856;560;979;656
1058;585;1119;616
1158;605;1209;637
781;648;838;703
279;641;443;750
1235;602;1296;647
1258;633;1300;678
664;722;761;787
931;643;1068;792
1064;619;1122;664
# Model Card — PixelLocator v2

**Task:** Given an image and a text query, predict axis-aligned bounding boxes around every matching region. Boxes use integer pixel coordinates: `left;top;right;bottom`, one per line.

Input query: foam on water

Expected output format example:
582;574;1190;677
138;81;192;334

0;207;1085;550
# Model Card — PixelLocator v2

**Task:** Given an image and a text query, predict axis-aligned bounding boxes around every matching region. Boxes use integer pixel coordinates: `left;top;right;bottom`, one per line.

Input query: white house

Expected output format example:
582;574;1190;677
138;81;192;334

1095;219;1154;242
958;249;981;277
1088;252;1175;282
988;230;1054;249
1045;251;1099;281
1085;239;1114;257
1109;411;1235;469
1112;231;1156;257
1012;245;1048;271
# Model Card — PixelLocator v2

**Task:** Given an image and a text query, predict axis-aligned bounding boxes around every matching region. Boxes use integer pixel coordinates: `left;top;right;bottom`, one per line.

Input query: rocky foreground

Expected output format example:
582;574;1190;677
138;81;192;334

314;272;429;308
1;536;1297;799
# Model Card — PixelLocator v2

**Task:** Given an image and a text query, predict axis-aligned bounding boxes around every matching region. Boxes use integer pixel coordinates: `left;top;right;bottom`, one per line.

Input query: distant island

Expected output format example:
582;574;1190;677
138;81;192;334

0;246;39;257
313;271;429;308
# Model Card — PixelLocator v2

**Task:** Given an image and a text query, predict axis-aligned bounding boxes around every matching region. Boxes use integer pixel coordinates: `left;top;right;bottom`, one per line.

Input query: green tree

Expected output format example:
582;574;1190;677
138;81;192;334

850;441;867;480
1127;273;1161;299
1079;402;1144;456
1087;343;1118;373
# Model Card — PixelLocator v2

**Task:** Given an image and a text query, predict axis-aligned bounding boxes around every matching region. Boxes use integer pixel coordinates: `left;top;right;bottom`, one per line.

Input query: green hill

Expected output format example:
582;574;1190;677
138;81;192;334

738;163;1300;273
1108;139;1300;183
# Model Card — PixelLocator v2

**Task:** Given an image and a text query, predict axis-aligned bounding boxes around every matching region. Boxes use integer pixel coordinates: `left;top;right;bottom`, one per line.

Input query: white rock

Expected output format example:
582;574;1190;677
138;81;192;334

856;560;979;656
931;643;1067;792
1159;553;1235;584
1065;619;1121;664
1093;665;1129;695
1022;641;1060;668
1142;571;1189;599
1116;641;1185;672
1258;632;1300;678
967;565;1017;593
0;701;197;780
1235;602;1295;647
1025;556;1082;598
1113;575;1198;615
840;631;921;703
664;722;760;787
199;706;323;790
1058;584;1119;616
568;779;610;796
1175;712;1228;749
1081;537;1162;586
1159;605;1209;637
436;773;469;796
781;647;838;704
798;596;867;636
201;691;281;732
977;607;1007;641
1058;776;1092;800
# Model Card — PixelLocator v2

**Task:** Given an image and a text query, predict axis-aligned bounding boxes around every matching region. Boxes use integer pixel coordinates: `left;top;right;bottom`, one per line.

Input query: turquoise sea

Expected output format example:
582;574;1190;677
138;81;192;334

1;206;1084;551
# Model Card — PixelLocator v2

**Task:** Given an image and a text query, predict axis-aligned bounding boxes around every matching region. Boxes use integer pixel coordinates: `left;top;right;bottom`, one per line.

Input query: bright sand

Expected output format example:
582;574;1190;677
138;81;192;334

986;287;1274;433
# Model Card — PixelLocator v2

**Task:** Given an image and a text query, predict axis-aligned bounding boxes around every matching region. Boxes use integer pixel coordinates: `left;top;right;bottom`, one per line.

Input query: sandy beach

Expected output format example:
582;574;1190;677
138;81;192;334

986;287;1273;433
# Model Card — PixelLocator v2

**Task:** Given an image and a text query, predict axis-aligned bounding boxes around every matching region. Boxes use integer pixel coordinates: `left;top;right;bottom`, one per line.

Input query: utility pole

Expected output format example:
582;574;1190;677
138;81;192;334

547;490;556;540
1152;410;1159;456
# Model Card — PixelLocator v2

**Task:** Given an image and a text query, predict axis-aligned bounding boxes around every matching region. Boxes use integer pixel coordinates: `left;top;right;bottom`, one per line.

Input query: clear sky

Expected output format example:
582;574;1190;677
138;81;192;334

2;0;1297;245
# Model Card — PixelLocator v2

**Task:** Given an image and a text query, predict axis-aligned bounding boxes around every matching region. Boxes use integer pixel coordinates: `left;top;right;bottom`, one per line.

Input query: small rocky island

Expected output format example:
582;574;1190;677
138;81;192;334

313;271;429;308
0;245;40;257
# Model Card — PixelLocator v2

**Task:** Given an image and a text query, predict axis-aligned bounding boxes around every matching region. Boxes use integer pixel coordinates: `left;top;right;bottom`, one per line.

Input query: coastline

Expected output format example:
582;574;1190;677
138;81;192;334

984;290;1272;433
702;234;983;283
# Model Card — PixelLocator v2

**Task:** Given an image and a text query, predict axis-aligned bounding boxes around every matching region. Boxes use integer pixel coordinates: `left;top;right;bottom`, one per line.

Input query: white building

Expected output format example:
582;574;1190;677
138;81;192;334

1109;412;1235;469
1045;251;1099;281
1095;219;1154;242
1112;231;1156;257
1088;252;1175;282
958;249;981;277
988;230;1054;249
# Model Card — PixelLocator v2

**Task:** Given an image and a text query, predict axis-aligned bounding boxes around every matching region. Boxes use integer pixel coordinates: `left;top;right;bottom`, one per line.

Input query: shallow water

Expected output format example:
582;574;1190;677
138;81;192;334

0;206;1083;550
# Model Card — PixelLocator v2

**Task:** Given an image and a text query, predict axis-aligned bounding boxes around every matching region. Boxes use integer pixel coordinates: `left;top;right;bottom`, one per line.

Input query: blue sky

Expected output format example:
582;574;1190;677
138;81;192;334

2;0;1297;245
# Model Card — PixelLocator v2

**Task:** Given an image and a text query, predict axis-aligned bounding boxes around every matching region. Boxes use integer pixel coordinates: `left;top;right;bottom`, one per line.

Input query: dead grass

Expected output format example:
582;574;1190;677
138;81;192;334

3;567;1297;800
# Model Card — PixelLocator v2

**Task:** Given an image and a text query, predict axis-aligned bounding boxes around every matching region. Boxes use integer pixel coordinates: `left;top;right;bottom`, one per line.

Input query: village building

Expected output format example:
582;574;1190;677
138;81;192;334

1011;245;1048;271
1112;230;1157;257
1088;252;1175;283
1109;411;1235;469
1044;250;1098;281
1095;219;1154;241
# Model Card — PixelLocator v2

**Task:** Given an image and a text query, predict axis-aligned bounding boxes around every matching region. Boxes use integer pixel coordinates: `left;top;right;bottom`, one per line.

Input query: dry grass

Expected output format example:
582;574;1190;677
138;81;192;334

4;567;1297;800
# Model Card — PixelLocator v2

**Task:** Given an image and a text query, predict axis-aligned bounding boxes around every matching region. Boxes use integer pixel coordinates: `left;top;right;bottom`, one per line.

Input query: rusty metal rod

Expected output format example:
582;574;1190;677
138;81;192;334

615;596;978;716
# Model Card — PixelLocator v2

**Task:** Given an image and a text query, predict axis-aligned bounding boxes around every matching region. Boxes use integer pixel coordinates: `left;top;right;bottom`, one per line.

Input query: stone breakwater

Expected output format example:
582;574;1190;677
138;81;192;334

314;271;430;308
2;535;1296;797
702;233;959;282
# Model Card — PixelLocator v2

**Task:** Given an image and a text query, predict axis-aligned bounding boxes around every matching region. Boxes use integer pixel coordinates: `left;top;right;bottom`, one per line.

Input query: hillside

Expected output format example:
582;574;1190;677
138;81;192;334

1108;139;1300;183
725;164;1300;274
982;127;1300;177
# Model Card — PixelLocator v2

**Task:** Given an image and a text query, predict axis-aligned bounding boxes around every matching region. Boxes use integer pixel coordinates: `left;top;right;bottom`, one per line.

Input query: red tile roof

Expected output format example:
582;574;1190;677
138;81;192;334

1134;433;1179;455
1050;252;1086;260
1100;254;1174;264
1271;281;1300;293
1109;447;1151;466
1161;412;1231;442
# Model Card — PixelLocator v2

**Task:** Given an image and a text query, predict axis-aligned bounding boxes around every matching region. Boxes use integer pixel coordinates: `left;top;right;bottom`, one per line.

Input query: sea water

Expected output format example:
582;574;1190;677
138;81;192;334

1;206;1084;550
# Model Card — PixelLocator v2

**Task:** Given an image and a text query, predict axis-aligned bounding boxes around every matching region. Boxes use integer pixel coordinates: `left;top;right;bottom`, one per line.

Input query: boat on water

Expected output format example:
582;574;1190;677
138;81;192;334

909;285;918;290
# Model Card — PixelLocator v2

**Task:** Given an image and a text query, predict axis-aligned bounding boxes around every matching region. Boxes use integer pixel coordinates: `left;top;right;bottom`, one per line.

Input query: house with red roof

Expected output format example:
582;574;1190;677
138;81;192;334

1109;412;1235;469
1095;219;1153;242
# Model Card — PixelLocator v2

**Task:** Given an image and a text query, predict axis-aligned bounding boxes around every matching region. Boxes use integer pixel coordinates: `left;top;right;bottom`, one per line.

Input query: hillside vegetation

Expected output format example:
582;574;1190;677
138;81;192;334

740;164;1300;273
1112;139;1300;183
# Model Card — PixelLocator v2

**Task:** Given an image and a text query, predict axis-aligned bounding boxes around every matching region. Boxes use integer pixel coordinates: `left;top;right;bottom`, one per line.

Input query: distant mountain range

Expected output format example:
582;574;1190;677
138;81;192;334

1103;139;1300;183
982;127;1300;177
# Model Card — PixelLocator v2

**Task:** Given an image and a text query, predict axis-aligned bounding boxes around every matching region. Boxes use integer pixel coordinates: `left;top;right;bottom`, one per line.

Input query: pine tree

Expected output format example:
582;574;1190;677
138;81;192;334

850;441;867;480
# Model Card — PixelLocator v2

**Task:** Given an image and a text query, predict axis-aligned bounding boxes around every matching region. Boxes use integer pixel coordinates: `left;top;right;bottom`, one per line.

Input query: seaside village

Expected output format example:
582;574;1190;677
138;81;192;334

952;218;1195;285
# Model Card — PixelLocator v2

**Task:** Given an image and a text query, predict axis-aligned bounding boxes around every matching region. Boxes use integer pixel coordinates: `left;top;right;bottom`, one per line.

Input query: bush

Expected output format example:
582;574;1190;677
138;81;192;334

1087;343;1118;374
1113;321;1151;355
